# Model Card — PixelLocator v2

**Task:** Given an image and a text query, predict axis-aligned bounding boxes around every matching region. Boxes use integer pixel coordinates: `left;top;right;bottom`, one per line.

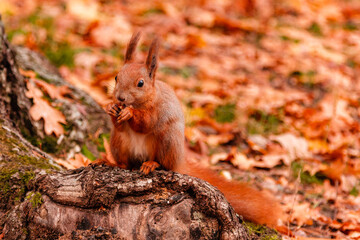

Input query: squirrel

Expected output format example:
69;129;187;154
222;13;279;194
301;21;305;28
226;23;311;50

102;32;282;226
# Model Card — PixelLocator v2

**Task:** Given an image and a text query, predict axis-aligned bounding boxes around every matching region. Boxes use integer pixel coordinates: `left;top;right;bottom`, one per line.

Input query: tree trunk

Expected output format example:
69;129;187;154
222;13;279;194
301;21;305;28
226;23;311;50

0;18;266;239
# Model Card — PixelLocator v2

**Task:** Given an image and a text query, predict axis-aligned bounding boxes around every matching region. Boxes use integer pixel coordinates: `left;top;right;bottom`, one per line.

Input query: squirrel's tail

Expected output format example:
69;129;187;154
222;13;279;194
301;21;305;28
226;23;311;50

176;161;282;226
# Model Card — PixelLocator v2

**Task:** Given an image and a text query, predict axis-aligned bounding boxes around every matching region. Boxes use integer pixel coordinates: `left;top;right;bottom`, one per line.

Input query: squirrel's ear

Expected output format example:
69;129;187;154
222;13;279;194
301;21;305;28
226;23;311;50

124;31;141;63
145;37;159;81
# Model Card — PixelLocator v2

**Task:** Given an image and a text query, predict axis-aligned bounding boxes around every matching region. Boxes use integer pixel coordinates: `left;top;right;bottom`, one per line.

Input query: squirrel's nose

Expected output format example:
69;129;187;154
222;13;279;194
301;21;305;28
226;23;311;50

117;96;125;102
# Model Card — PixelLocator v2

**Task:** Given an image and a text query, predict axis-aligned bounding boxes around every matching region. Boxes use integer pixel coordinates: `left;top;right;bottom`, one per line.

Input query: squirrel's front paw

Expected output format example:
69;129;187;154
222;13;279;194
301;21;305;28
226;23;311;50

106;102;123;118
140;161;160;174
117;107;133;123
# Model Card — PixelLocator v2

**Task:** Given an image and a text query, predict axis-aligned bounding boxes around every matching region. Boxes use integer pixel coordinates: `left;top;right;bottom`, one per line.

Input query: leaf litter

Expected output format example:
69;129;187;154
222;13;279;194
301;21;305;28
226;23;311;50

4;0;360;238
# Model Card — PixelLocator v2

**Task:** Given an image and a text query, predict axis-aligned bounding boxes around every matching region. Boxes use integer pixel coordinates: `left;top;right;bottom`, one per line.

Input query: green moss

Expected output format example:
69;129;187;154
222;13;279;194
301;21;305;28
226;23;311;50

280;35;300;43
0;167;36;208
246;110;283;135
289;70;317;89
21;171;36;185
0;124;58;209
350;186;359;197
160;66;177;75
214;104;236;123
180;66;197;79
41;135;60;153
6;29;27;42
20;126;60;154
42;42;79;68
140;7;164;16
81;144;96;161
35;73;51;83
244;221;281;240
95;133;110;153
62;122;74;132
344;21;358;31
308;22;323;36
0;169;17;194
291;161;325;185
102;47;123;59
26;192;43;208
346;59;357;68
160;66;197;79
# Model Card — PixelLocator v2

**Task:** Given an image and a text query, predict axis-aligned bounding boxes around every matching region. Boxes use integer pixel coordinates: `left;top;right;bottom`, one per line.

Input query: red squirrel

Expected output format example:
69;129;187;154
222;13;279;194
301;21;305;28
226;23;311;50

104;32;282;226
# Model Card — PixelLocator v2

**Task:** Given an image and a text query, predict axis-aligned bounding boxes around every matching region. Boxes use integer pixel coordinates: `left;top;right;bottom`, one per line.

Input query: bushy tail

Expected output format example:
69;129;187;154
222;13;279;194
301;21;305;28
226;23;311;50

177;161;282;226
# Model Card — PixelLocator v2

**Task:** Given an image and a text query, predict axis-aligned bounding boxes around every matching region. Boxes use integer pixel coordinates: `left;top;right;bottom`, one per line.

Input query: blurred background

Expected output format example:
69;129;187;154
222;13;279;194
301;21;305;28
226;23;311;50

1;0;360;238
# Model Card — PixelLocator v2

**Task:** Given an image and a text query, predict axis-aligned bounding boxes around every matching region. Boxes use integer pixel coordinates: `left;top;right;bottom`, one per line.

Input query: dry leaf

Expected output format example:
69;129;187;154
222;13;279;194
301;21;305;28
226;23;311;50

288;202;314;226
19;68;36;79
255;154;289;168
67;0;99;21
54;153;91;169
205;133;233;146
186;8;215;28
54;158;75;169
271;134;311;162
231;152;255;170
59;66;111;106
26;82;67;137
210;152;229;165
33;79;71;100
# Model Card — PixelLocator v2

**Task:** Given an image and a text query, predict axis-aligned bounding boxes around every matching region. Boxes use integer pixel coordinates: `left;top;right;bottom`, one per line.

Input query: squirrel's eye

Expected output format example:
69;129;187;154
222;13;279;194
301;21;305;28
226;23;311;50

115;76;118;82
137;79;144;87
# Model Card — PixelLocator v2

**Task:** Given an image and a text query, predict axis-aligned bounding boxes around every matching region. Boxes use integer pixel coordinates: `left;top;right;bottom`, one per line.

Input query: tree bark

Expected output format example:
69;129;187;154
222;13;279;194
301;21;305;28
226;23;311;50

4;165;250;239
0;18;262;239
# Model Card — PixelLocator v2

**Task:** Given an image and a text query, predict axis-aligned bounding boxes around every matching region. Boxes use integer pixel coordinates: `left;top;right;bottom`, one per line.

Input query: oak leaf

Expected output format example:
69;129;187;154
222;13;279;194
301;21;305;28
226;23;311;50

26;82;67;137
271;134;311;162
54;153;91;169
33;79;71;100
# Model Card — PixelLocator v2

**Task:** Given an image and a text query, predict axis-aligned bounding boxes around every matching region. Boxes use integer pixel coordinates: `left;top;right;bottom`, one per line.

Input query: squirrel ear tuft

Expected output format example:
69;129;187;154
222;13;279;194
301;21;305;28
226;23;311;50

124;31;141;63
146;37;159;81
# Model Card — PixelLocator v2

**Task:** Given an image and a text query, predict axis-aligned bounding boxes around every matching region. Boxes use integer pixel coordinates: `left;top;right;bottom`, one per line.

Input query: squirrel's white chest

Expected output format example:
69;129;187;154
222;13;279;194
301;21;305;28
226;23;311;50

121;125;149;158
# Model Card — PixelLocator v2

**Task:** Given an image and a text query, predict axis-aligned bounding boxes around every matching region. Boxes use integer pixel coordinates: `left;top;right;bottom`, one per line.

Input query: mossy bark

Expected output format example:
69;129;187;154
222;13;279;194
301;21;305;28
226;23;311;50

0;122;249;239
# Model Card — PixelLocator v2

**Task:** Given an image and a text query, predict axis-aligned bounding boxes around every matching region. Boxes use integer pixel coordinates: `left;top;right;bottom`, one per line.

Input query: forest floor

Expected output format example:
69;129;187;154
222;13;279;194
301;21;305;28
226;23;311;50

2;0;360;239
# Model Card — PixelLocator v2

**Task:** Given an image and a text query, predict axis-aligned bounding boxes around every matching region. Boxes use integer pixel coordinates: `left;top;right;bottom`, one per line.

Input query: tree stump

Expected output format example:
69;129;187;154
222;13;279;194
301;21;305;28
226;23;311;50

3;165;249;239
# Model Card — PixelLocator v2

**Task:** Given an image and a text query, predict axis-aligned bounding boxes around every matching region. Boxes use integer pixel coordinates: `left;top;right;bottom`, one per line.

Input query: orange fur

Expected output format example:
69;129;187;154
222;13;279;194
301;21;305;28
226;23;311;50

105;32;282;226
177;163;282;226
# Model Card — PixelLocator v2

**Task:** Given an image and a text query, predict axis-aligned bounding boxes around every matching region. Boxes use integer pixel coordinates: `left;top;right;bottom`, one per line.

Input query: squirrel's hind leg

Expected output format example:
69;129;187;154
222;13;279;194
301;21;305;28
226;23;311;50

155;127;185;171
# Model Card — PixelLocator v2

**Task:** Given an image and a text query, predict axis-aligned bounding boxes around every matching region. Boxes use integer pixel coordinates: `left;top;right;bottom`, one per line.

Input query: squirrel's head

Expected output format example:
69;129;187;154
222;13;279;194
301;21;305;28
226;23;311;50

113;32;158;108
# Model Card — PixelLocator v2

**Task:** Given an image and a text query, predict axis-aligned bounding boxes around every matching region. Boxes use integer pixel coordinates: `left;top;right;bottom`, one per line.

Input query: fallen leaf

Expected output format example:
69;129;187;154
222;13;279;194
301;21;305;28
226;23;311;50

231;152;255;170
33;79;71;100
26;82;67;137
186;8;215;28
205;133;234;146
188;93;222;106
288;202;314;226
59;66;111;106
271;134;311;161
19;68;36;79
29;98;67;136
54;153;91;169
255;154;289;168
53;158;75;169
321;159;346;181
67;0;99;21
210;152;229;165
